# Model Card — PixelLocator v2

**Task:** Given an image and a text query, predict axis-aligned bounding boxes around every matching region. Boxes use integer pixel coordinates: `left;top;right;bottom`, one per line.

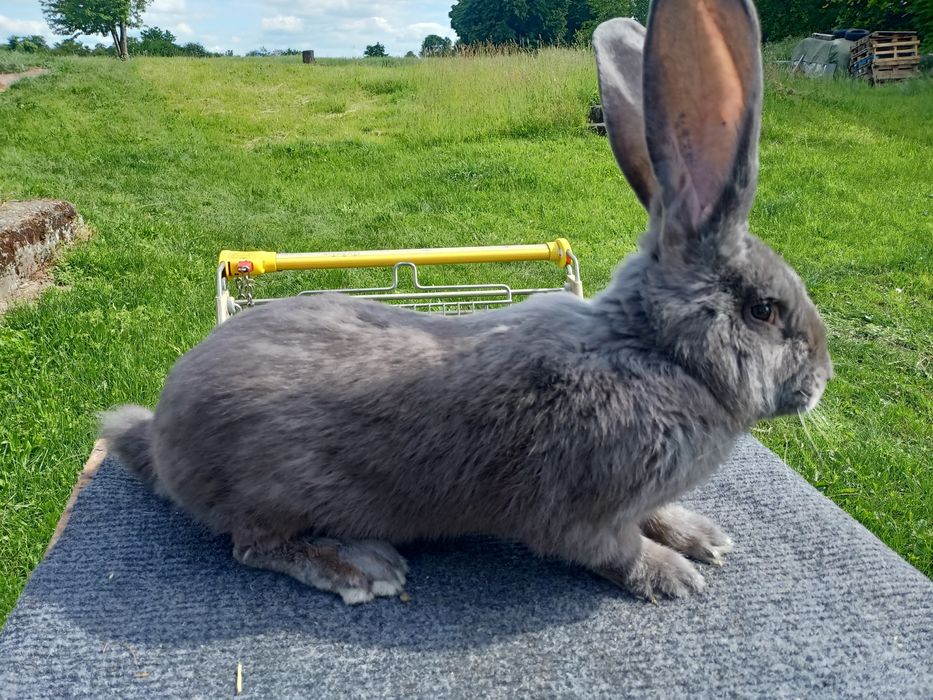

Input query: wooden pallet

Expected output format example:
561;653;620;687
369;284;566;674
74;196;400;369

853;41;920;60
871;63;922;82
853;54;922;72
851;37;919;61
869;30;920;40
850;31;920;83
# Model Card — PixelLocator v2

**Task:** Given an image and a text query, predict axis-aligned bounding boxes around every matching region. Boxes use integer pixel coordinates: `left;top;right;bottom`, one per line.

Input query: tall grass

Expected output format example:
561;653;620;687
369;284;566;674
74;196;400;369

135;48;596;147
0;48;54;74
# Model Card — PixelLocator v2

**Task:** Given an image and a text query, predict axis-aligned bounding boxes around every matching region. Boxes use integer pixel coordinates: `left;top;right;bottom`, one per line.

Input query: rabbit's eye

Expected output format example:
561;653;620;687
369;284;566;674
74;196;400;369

750;301;774;323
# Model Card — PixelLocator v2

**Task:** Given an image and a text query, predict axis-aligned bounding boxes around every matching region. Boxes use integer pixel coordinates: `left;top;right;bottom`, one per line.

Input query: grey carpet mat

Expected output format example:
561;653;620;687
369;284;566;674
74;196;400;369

1;435;931;698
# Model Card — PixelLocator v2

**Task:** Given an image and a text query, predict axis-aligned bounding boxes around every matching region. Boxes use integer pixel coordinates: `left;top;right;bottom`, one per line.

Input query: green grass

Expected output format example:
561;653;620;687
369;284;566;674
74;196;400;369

0;50;931;623
0;49;53;74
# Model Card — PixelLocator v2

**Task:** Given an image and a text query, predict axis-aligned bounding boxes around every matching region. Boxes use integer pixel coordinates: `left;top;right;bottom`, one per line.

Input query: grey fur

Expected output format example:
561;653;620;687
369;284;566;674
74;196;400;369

99;405;160;493
592;19;657;209
642;504;734;566
100;0;831;603
233;537;409;605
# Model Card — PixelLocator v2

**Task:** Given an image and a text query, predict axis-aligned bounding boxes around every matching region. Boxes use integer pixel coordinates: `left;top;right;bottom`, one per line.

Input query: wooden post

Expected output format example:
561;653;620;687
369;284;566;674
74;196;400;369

302;50;315;64
588;104;606;136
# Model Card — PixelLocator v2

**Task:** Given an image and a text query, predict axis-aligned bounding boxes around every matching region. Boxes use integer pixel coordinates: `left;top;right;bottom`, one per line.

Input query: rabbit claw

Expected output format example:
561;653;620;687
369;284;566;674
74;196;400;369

642;505;734;567
599;535;706;601
233;536;408;605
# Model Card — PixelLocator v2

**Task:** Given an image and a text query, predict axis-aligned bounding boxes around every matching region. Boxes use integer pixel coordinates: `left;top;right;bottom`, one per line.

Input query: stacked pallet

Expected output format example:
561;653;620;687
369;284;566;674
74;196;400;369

850;31;921;83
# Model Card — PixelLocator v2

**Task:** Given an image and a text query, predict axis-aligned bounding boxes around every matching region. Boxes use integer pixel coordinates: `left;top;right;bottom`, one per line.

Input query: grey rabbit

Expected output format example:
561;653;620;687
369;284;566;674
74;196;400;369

101;0;831;604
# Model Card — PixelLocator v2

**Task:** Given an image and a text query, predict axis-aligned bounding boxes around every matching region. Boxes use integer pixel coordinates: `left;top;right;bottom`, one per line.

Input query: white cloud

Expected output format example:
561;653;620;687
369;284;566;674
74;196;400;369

398;21;449;40
263;0;389;19
136;0;202;46
260;15;305;33
49;0;458;56
333;17;456;52
375;16;394;32
0;15;52;39
144;0;189;28
149;0;187;14
334;16;449;44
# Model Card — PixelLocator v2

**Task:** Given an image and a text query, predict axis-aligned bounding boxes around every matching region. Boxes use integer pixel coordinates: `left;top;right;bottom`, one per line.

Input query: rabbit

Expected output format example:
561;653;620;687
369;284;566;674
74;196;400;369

101;0;831;605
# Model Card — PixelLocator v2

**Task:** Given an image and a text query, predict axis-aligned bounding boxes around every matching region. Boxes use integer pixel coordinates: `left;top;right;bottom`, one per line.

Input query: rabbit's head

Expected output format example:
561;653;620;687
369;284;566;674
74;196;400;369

594;0;831;423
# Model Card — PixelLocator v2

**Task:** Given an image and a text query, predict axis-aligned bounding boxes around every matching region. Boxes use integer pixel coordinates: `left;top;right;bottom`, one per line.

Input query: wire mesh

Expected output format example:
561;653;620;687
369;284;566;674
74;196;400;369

217;256;580;324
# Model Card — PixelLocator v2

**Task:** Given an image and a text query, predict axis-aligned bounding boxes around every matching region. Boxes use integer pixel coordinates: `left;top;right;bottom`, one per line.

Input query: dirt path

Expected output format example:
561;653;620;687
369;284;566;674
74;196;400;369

0;67;49;92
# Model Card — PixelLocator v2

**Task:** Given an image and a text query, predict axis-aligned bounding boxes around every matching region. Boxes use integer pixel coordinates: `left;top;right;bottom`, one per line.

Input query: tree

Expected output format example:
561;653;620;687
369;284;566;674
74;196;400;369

40;0;151;59
753;0;931;44
566;0;646;44
404;50;417;57
450;0;570;46
364;42;388;57
5;35;50;52
52;38;91;55
180;42;209;57
448;0;648;47
753;0;832;42
420;34;453;56
138;26;179;55
823;0;930;38
246;46;299;57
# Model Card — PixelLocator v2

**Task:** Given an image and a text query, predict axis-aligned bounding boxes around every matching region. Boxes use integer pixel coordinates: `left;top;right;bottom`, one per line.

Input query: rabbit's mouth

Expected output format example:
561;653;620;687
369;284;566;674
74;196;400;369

775;362;830;416
776;387;821;417
804;387;823;413
796;390;818;413
791;383;826;415
783;390;813;414
804;366;832;413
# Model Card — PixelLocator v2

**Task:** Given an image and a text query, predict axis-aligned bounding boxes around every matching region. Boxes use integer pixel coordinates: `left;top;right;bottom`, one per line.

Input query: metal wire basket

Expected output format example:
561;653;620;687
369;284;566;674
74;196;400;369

215;239;582;324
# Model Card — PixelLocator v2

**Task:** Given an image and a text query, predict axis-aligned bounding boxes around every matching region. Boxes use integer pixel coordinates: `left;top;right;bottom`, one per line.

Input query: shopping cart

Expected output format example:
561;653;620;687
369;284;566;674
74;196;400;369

215;239;582;324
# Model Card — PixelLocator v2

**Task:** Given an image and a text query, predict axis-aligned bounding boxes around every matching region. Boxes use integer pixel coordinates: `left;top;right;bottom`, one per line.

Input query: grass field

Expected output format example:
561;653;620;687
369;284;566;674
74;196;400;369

0;48;931;623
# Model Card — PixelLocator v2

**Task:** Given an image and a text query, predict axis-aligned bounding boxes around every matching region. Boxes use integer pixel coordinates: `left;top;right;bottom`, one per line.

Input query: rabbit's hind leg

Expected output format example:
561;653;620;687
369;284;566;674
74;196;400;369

232;533;408;605
641;504;733;566
550;521;704;601
594;527;706;602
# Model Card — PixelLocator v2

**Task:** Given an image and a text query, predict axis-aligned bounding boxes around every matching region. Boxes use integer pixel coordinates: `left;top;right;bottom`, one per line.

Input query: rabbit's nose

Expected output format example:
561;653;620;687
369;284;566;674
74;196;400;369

814;363;832;386
806;319;829;366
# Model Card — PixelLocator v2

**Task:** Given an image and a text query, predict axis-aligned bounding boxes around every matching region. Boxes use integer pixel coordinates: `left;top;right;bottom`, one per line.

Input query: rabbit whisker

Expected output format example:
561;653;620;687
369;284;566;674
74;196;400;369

797;410;821;456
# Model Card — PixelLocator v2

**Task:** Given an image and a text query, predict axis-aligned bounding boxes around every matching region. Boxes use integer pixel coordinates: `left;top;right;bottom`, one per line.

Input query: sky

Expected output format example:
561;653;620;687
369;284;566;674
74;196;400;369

0;0;459;56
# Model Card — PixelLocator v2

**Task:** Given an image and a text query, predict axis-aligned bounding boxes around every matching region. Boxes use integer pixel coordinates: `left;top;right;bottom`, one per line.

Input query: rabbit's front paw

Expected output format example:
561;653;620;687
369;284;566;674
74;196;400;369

234;536;408;605
641;504;733;566
598;536;705;602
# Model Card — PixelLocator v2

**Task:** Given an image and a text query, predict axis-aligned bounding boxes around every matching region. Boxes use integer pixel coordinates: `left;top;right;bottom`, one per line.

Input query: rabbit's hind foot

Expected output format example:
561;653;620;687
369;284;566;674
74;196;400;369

597;534;706;603
233;535;408;605
641;504;733;566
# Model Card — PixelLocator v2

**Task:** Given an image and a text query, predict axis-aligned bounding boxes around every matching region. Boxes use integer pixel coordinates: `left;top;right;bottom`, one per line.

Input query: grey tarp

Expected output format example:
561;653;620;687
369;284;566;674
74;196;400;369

1;435;932;698
791;38;855;76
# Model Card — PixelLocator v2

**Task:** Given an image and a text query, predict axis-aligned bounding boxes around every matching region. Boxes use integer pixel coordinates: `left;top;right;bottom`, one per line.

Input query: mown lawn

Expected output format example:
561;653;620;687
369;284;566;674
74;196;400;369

0;49;930;623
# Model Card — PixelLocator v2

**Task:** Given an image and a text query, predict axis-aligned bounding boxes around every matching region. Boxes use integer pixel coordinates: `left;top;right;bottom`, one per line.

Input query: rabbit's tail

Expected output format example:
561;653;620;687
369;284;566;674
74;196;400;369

99;405;160;491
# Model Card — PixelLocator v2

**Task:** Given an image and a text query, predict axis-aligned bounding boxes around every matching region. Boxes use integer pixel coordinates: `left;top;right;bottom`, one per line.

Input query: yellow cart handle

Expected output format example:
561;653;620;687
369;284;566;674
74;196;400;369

218;239;574;277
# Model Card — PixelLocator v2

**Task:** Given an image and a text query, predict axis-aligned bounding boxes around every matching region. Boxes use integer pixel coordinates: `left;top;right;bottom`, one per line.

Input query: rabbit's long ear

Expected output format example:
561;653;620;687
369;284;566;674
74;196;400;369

593;19;659;211
643;0;762;252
